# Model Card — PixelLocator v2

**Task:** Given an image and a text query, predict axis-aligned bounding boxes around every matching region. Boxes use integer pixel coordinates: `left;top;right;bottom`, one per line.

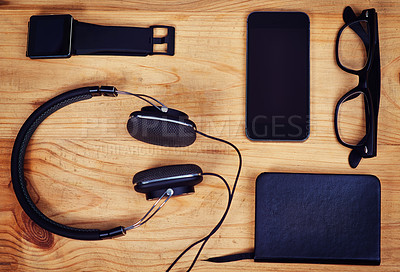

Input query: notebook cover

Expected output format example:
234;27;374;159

255;173;380;265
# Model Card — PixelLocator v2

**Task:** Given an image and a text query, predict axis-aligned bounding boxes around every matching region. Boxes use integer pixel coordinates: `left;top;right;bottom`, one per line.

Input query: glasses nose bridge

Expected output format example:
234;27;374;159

357;73;368;89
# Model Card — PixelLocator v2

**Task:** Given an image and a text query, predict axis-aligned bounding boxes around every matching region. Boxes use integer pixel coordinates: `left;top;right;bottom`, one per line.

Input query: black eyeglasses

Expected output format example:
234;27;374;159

334;6;381;168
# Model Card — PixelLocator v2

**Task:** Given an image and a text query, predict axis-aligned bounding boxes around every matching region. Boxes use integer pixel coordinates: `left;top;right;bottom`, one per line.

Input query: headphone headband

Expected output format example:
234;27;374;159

11;86;126;240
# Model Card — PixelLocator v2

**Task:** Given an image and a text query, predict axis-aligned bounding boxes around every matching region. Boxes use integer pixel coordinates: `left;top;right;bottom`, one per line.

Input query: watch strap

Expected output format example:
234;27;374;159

72;20;175;56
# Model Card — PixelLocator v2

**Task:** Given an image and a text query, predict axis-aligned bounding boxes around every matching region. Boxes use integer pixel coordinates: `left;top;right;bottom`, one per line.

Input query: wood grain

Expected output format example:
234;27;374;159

1;1;400;271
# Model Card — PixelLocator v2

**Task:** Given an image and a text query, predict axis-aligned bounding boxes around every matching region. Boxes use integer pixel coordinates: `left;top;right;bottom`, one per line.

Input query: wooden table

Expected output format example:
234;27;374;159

1;1;399;271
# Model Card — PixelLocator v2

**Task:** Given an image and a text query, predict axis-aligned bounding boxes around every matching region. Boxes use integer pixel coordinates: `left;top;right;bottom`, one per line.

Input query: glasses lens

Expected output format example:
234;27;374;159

337;91;368;146
338;20;369;71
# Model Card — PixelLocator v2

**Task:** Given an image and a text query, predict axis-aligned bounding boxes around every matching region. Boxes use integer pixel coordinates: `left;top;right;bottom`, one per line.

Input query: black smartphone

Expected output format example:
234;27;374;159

246;12;310;141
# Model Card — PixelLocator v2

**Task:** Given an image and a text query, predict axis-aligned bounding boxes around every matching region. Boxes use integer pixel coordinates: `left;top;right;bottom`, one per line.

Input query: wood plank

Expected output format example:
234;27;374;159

1;1;400;271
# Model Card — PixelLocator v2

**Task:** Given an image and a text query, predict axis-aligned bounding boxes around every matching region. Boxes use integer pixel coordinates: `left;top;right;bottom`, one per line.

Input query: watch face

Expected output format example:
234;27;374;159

27;14;73;58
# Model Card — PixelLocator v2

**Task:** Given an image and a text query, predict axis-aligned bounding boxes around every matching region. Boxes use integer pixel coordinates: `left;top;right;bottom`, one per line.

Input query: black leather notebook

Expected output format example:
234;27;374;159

255;173;381;265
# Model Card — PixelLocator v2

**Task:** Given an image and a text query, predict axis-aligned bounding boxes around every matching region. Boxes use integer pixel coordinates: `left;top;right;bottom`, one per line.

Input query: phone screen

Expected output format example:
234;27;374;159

246;12;310;141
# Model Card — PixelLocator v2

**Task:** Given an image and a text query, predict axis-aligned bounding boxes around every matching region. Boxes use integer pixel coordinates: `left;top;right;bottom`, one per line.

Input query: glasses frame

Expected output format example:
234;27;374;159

334;7;380;166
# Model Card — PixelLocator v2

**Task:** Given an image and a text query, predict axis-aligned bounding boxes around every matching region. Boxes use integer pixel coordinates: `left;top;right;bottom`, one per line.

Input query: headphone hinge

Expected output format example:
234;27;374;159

90;86;118;97
99;226;126;239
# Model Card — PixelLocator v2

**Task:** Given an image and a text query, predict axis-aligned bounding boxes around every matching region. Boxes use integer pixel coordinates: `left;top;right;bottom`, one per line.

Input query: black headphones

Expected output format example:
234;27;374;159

11;86;241;270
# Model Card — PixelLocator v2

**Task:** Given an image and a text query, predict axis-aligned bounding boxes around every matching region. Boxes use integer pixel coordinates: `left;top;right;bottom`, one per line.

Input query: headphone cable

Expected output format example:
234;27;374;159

166;130;242;272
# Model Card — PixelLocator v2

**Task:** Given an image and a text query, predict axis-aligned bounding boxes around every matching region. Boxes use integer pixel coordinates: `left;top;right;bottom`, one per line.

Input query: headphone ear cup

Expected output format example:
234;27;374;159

141;106;189;120
133;164;203;200
140;106;160;114
127;112;196;147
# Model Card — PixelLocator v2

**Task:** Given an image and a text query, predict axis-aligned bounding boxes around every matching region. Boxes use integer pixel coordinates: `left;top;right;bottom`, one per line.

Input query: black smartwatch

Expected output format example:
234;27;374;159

26;14;175;58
